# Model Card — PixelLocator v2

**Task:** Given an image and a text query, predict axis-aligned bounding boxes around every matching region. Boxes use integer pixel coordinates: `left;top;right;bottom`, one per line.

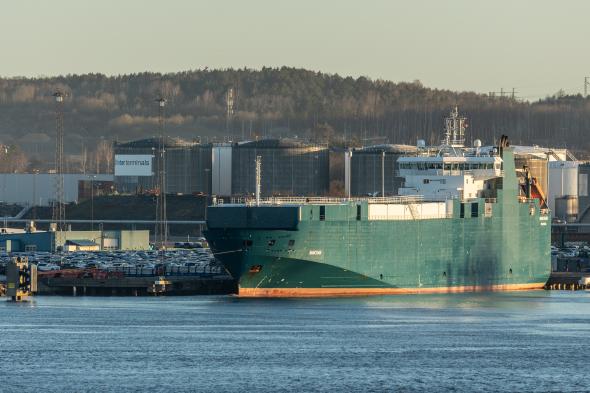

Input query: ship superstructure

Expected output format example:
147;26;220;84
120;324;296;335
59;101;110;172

204;108;551;297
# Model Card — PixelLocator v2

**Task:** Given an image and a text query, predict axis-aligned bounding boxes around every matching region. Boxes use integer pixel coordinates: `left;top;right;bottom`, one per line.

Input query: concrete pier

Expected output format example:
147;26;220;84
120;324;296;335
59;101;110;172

545;272;590;291
38;274;236;296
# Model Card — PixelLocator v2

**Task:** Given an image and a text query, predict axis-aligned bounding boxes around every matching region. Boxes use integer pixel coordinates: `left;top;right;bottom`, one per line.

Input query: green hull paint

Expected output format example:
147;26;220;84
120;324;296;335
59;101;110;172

205;149;551;294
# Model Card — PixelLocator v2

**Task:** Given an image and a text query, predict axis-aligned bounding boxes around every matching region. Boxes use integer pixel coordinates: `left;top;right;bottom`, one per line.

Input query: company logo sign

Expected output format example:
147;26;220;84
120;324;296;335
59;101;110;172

114;154;153;176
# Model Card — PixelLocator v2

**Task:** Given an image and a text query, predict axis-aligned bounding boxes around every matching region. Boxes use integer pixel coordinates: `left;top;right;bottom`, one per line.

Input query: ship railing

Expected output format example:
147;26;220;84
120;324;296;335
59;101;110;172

214;195;426;206
369;214;451;221
397;169;504;178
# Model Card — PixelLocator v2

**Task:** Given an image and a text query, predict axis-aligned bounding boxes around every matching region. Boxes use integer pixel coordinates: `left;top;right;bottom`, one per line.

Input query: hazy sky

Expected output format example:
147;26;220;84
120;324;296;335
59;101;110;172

1;0;589;99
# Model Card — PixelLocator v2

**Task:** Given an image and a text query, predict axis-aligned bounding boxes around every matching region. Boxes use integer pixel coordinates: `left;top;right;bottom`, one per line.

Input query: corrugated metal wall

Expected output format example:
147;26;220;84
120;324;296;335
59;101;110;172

230;141;329;197
349;151;404;197
0;174;113;206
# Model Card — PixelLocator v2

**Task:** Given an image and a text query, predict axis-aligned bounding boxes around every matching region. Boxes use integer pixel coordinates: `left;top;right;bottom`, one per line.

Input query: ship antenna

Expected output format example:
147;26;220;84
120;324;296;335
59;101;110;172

443;106;467;148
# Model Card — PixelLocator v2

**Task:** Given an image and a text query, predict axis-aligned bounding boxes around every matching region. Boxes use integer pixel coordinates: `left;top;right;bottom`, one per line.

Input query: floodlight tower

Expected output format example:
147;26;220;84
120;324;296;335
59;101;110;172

155;97;168;253
226;87;234;138
52;91;66;246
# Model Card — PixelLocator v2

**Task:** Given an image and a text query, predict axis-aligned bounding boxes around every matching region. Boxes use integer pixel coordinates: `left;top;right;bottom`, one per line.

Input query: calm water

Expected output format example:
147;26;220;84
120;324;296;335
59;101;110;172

1;292;589;392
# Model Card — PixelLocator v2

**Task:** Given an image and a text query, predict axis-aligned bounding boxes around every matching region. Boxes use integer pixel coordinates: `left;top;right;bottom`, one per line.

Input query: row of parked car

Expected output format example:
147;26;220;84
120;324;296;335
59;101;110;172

0;248;225;275
551;244;590;258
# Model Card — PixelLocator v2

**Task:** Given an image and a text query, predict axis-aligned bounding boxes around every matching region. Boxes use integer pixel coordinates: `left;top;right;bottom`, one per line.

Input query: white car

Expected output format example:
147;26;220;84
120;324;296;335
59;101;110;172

37;263;60;271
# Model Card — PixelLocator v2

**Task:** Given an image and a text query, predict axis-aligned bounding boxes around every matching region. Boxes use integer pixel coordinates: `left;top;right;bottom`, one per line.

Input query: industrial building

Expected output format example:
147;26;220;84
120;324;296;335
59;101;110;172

0;173;113;207
576;163;590;224
212;139;330;197
0;228;150;252
510;146;577;222
114;137;212;195
344;144;417;197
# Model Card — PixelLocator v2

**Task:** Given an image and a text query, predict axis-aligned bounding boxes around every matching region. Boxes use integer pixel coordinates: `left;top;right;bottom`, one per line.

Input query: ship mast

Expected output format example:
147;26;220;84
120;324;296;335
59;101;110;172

443;106;467;148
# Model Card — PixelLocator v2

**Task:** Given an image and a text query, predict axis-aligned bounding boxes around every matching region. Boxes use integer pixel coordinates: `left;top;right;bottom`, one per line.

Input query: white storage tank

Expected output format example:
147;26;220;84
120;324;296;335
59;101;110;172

548;161;579;212
554;195;579;223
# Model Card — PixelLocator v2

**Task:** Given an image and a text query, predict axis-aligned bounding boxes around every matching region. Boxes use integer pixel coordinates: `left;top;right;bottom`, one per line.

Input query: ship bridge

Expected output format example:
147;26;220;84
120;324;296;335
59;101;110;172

397;108;504;201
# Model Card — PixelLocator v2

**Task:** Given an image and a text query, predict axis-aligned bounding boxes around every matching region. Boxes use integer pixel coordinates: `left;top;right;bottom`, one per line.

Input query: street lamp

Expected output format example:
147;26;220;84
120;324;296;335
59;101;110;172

89;174;97;231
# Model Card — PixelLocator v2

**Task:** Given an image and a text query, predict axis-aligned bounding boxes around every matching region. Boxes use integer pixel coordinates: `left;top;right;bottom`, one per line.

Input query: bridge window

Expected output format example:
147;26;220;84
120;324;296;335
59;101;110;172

320;206;326;221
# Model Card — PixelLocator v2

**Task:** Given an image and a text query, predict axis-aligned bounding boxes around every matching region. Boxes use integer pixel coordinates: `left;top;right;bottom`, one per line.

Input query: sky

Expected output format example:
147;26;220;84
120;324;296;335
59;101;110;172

1;0;589;100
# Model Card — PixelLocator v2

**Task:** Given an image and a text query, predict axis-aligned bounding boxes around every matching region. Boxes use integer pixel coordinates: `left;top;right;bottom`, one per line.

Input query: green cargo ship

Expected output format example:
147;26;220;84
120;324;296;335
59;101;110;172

205;110;551;297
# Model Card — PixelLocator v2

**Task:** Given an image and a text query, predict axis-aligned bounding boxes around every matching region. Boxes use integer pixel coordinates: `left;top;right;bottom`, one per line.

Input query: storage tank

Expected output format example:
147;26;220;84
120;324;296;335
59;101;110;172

230;139;329;197
548;161;579;212
114;137;212;195
514;157;548;198
554;195;579;223
347;144;417;197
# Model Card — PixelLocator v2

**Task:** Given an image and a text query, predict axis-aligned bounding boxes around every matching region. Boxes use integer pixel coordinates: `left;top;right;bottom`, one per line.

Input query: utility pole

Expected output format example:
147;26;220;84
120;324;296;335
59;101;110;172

52;91;66;252
381;151;385;197
255;155;262;206
585;77;589;97
155;97;167;256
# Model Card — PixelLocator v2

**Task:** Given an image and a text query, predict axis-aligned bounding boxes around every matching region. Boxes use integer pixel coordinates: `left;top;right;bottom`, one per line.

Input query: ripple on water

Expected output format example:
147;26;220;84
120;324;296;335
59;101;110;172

0;292;589;392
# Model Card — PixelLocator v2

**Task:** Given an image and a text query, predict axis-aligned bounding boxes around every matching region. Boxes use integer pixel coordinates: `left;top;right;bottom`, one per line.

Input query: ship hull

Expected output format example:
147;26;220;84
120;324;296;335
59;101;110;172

205;149;551;298
206;209;551;297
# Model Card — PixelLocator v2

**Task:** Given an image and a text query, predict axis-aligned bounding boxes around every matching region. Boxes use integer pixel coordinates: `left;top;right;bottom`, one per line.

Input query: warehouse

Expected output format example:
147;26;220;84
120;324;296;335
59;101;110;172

0;173;113;207
0;229;150;252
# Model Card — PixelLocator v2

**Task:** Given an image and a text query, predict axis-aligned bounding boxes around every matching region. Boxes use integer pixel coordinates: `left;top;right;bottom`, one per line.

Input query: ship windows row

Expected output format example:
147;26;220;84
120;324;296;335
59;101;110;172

399;162;498;171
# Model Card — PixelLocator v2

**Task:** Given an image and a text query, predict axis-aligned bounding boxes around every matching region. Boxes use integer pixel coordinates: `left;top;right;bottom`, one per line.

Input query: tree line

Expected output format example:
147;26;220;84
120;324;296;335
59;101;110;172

0;67;588;172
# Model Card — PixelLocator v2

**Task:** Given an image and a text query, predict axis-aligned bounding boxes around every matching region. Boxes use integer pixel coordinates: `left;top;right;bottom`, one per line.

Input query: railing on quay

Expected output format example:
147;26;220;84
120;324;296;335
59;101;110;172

105;265;224;277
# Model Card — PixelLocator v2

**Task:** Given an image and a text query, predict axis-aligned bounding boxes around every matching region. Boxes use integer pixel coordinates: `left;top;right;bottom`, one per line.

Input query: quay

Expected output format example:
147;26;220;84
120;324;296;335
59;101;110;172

38;274;236;296
545;272;590;291
36;269;236;296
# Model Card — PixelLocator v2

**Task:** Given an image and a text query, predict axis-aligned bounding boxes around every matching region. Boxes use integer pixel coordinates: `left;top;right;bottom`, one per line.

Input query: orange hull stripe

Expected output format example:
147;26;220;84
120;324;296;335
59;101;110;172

238;283;546;298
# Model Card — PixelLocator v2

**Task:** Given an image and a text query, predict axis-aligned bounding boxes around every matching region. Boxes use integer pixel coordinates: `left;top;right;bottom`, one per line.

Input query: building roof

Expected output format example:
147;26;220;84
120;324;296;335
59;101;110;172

236;139;326;149
116;137;200;149
354;144;418;154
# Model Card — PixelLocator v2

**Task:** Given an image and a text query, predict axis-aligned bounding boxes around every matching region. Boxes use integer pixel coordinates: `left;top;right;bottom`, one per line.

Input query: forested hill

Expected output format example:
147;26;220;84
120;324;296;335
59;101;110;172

0;67;589;172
